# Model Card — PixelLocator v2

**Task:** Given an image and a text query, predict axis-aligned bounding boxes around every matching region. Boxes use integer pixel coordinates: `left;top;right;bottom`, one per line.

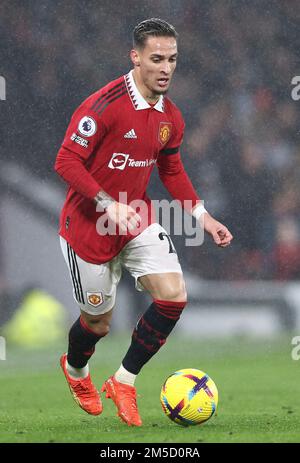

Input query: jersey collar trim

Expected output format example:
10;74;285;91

124;70;164;113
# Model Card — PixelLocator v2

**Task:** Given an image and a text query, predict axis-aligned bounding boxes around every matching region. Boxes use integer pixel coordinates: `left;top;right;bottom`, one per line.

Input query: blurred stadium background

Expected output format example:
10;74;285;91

1;0;300;340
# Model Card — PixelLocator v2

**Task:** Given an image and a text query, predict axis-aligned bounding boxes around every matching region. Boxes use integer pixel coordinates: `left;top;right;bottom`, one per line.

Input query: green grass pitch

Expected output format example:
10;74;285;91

0;334;299;443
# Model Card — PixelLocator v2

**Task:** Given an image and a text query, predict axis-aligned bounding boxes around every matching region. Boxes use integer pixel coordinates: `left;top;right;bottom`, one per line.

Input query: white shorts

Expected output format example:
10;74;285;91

60;223;183;315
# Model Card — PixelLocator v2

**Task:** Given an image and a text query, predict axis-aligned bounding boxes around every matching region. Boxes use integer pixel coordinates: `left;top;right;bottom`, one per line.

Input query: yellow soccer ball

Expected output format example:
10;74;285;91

160;368;218;426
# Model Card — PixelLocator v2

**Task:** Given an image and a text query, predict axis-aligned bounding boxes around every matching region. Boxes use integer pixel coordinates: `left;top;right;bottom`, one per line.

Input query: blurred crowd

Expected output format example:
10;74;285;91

1;0;300;280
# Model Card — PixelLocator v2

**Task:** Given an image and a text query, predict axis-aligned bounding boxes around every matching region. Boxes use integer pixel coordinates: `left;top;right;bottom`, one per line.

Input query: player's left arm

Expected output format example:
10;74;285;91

196;208;233;248
157;114;233;248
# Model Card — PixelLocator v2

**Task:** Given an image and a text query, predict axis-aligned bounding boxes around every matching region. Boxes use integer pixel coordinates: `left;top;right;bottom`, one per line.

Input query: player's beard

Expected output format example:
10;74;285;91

149;83;170;97
154;88;169;96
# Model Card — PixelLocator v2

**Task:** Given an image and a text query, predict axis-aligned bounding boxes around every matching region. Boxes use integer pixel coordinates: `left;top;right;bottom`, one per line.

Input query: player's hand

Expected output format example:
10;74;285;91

106;202;141;233
202;213;233;248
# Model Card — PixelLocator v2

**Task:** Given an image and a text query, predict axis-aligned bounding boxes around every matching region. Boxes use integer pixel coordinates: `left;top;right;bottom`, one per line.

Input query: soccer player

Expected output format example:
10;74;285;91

55;18;233;427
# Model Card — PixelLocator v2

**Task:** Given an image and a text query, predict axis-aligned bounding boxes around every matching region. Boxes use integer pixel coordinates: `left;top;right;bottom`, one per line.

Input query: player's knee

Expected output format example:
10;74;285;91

81;313;111;337
81;306;113;337
158;282;187;302
87;319;111;337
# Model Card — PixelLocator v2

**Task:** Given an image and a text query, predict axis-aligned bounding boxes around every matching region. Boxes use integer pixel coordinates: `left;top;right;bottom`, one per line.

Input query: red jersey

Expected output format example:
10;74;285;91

55;70;200;264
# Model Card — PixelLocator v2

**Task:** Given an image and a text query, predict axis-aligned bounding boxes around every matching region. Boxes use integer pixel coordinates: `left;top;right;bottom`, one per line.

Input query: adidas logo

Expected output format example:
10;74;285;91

124;129;137;139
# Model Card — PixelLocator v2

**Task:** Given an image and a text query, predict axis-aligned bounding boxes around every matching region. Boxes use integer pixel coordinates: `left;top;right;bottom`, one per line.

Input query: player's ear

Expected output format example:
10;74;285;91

130;49;140;67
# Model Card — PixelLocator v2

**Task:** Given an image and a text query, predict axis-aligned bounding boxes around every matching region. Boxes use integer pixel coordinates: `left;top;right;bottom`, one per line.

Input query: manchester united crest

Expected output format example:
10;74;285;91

87;292;103;307
158;122;172;145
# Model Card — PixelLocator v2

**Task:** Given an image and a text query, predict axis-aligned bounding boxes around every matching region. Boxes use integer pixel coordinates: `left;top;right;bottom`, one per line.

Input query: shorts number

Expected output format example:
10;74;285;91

159;232;176;254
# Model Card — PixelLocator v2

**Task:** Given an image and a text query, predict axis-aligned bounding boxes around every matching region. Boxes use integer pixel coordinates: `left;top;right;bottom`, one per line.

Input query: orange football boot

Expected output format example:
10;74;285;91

101;376;142;426
60;353;102;416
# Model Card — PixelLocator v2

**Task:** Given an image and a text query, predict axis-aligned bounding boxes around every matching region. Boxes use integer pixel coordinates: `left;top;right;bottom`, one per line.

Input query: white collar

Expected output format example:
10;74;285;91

124;70;164;112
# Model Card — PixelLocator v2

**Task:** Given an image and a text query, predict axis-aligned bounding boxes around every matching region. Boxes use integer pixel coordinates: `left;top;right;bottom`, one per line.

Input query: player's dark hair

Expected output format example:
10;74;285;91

133;18;178;49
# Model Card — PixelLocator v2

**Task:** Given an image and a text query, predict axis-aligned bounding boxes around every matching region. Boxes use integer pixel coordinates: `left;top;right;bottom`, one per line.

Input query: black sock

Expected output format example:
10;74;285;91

67;316;102;368
122;300;186;375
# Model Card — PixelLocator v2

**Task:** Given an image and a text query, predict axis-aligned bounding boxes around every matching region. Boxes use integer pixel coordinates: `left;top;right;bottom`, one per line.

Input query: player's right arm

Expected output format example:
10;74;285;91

55;99;108;198
54;103;140;232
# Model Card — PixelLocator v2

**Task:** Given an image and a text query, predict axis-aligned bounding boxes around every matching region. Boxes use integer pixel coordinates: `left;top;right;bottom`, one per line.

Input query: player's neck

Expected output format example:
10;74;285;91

132;69;160;105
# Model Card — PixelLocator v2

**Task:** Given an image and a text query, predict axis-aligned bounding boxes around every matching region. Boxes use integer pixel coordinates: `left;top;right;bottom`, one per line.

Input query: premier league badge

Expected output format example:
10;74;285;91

78;116;97;137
